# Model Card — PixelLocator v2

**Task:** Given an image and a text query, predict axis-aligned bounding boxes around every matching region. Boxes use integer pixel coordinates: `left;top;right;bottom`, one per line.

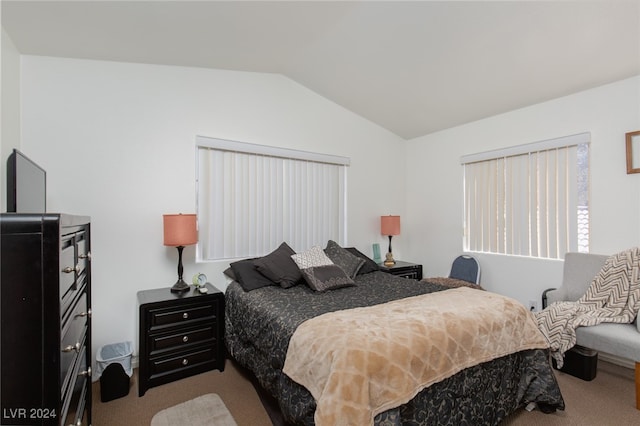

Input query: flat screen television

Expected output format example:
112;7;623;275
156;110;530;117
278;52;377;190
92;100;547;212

6;149;47;213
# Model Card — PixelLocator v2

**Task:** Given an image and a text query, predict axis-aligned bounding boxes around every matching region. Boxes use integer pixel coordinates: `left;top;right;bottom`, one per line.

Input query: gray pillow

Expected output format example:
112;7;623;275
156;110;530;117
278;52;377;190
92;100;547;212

254;242;302;288
345;247;380;275
324;240;365;278
291;246;355;292
229;258;275;291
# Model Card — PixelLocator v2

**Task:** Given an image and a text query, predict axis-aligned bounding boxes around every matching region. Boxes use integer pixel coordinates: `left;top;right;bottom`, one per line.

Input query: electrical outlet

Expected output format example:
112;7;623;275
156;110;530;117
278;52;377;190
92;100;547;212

528;300;539;312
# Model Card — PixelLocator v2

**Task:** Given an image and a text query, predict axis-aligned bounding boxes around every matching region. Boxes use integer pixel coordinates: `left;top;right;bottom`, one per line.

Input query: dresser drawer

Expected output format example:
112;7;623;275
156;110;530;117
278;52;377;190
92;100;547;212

149;324;216;354
147;301;217;329
59;238;76;300
61;293;88;386
76;232;89;276
61;373;88;426
149;347;215;377
61;344;89;415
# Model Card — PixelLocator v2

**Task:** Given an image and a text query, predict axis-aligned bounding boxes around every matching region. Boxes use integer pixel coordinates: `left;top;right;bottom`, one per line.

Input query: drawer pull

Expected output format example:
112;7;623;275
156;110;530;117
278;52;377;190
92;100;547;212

182;335;189;343
62;342;81;353
182;358;188;366
79;252;91;261
79;366;92;377
62;264;80;274
182;312;189;319
75;309;92;318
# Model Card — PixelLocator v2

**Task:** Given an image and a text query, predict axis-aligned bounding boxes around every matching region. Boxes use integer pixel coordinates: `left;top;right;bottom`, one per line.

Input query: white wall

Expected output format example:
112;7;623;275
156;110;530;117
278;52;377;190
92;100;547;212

19;56;407;369
17;55;640;375
406;76;640;307
1;28;21;207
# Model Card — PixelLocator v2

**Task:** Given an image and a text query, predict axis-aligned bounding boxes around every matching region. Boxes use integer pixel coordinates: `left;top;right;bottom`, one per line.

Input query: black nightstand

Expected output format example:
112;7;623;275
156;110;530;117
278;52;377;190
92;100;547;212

379;260;423;280
137;283;225;396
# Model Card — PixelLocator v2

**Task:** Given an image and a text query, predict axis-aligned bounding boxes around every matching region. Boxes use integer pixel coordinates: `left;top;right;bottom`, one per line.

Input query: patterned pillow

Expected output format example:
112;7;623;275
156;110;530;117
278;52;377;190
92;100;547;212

291;246;355;292
324;240;365;278
254;242;303;288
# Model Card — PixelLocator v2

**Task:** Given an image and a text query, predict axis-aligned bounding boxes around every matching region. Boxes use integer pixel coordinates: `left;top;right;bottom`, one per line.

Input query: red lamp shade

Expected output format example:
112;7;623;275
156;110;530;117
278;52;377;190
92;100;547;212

163;214;198;246
381;215;401;236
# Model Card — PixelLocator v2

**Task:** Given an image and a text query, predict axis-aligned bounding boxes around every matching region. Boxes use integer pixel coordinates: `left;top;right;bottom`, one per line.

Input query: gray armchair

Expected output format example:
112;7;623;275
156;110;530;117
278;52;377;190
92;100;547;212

544;252;640;410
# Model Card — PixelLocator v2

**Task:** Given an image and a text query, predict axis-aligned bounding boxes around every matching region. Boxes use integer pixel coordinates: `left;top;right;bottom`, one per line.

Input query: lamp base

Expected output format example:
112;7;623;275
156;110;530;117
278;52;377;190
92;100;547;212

170;279;190;293
383;252;396;267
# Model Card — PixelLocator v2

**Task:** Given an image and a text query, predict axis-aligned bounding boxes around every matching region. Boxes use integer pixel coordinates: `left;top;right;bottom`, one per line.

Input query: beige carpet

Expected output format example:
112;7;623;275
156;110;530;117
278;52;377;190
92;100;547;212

151;393;237;426
93;358;639;425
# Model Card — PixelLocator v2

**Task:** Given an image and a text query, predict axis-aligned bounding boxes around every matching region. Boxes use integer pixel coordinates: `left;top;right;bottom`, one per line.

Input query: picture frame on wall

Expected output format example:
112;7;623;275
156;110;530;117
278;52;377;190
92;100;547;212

626;130;640;174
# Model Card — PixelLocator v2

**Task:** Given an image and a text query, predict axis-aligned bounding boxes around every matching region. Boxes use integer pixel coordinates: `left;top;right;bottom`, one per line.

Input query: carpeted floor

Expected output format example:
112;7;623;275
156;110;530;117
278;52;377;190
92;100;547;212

93;358;639;425
92;359;271;426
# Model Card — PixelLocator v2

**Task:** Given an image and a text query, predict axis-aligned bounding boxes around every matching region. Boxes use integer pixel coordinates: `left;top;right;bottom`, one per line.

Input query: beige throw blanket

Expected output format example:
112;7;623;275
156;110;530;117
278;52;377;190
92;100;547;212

283;287;548;426
535;247;640;367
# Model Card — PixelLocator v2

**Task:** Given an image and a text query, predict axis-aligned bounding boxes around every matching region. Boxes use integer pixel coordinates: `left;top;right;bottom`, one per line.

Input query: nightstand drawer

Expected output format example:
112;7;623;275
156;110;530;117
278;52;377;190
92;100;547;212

150;347;215;377
150;324;216;353
148;301;217;328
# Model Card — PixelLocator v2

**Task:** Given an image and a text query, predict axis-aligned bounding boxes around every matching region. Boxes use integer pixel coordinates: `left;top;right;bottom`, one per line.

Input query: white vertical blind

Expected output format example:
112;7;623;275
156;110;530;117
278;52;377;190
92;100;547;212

462;133;589;259
196;137;349;261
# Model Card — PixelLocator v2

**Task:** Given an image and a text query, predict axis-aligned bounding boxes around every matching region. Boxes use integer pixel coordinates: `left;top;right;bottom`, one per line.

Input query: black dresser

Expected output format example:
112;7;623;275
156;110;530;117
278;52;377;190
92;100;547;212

1;214;92;426
137;283;225;396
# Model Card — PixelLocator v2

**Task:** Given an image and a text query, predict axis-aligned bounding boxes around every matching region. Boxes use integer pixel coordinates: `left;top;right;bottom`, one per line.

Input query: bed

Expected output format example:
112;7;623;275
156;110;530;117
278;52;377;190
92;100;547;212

224;245;564;425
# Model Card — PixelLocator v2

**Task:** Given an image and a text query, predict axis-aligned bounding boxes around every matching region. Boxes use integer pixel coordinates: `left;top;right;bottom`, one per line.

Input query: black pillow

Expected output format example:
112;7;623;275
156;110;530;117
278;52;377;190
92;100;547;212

223;267;236;280
345;247;380;275
229;258;275;291
254;242;303;288
324;240;365;279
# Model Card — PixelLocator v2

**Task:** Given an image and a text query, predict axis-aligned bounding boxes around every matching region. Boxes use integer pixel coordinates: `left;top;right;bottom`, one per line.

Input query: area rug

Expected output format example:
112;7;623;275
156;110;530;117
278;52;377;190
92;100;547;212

151;393;237;426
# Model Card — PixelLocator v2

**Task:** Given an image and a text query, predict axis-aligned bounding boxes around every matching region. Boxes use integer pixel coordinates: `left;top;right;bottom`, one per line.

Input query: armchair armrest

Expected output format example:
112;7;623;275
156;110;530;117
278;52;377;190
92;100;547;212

543;287;569;308
542;288;556;309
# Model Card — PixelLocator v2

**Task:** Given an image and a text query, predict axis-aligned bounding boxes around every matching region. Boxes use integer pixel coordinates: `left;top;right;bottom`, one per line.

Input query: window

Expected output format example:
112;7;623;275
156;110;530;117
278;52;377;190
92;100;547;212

196;136;349;261
461;133;590;259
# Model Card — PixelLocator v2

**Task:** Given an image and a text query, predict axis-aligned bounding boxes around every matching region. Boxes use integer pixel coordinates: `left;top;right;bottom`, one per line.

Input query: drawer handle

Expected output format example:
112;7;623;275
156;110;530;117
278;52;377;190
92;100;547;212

79;252;91;261
182;358;189;366
62;342;81;353
62;264;80;274
182;335;189;343
75;309;92;319
182;312;189;319
78;366;92;377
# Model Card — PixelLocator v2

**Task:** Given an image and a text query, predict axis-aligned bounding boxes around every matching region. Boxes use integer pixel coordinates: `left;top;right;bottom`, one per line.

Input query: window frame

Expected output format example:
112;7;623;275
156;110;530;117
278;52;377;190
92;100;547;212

460;132;590;259
195;136;350;262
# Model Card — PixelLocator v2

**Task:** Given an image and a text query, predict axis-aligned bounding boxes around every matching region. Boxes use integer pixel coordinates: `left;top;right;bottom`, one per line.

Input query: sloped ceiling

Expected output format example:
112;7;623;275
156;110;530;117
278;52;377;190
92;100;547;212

3;1;639;139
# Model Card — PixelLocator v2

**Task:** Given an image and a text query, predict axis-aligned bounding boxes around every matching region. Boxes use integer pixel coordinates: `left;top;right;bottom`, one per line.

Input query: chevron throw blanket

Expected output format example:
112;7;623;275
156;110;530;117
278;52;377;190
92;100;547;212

535;247;640;367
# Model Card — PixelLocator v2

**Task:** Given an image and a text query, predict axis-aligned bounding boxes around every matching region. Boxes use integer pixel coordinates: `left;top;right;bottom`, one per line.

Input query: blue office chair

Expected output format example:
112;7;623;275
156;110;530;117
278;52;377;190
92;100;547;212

449;255;480;284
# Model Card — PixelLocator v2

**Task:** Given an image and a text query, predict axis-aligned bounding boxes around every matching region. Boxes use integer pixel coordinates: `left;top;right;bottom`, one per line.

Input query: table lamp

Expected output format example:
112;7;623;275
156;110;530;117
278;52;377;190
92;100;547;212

381;215;400;266
163;213;198;293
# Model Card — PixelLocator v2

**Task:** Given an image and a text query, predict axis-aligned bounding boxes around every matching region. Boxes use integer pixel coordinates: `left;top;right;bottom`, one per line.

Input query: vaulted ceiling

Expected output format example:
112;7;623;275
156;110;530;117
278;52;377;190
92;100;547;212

3;1;639;139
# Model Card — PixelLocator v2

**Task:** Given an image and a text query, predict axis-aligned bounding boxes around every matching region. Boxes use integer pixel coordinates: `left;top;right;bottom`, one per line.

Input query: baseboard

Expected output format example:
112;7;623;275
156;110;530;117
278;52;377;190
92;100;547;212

598;352;635;369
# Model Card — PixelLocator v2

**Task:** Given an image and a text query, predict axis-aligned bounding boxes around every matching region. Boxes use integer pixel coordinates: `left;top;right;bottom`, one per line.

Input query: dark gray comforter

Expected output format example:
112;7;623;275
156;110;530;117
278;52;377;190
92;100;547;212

225;271;564;425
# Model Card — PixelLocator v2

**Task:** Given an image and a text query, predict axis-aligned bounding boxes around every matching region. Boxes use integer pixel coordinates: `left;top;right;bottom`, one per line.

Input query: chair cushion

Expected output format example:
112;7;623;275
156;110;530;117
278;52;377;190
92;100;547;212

576;323;640;362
